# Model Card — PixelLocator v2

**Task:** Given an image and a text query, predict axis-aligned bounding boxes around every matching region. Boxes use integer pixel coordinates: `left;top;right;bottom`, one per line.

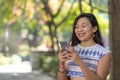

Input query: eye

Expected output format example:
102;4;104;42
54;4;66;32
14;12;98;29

75;25;79;28
82;25;86;27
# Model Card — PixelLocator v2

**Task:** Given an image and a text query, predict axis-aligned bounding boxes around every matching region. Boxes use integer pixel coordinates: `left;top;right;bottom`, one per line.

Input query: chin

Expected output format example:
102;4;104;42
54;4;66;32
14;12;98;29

78;38;85;41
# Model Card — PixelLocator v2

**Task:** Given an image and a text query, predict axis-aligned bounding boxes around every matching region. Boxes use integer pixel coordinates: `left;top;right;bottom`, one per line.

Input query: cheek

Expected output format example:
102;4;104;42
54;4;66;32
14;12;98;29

86;31;94;38
75;30;78;37
86;27;93;33
86;29;93;34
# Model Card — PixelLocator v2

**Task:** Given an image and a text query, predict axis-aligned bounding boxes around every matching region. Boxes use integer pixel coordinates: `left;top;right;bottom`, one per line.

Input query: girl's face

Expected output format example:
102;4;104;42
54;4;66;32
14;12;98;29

75;17;97;42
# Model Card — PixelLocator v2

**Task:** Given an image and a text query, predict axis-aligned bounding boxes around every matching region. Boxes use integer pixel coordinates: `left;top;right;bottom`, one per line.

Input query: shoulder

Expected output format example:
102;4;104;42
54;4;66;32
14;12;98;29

96;44;111;54
95;44;111;59
73;44;110;52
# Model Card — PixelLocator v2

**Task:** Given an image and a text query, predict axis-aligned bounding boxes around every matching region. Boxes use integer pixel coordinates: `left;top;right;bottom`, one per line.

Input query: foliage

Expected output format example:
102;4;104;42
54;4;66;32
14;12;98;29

0;53;22;65
106;74;110;80
0;0;110;78
0;0;109;49
0;53;11;65
39;54;58;76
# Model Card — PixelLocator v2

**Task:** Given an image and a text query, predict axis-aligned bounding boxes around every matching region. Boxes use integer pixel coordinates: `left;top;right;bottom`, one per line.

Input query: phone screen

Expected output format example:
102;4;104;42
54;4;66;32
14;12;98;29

59;41;68;48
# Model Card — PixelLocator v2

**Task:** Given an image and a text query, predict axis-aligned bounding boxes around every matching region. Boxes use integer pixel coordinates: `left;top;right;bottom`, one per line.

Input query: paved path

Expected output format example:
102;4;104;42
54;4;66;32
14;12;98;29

0;62;56;80
0;71;56;80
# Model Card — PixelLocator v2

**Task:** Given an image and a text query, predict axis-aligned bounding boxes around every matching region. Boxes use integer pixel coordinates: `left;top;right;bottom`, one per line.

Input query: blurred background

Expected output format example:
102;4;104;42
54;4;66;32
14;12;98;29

0;0;110;80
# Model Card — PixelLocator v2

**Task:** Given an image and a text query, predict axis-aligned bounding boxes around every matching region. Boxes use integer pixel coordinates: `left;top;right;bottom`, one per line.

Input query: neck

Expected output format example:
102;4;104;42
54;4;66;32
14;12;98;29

80;40;96;47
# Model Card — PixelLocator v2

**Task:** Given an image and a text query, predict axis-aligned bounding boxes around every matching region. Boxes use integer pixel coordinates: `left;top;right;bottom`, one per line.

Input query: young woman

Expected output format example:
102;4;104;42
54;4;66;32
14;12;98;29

57;13;111;80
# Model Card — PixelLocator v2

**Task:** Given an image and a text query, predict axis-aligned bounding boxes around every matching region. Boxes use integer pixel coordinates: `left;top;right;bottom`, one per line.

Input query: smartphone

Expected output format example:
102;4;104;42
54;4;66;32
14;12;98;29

59;41;68;48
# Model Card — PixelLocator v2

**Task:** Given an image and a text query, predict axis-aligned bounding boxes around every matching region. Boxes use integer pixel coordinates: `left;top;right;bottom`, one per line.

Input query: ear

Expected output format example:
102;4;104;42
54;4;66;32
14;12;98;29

92;26;97;33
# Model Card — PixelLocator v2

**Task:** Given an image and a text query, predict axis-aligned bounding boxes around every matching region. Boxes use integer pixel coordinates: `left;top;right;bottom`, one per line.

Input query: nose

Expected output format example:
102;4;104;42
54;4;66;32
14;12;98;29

76;27;83;32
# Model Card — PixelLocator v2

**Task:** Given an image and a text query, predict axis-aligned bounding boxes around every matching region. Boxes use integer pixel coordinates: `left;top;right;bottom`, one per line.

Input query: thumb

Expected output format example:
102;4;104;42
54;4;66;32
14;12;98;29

68;41;72;47
66;41;74;52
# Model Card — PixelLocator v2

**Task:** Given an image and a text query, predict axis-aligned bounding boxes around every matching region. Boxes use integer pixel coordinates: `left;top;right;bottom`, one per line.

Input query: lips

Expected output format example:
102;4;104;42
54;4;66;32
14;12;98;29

77;33;85;37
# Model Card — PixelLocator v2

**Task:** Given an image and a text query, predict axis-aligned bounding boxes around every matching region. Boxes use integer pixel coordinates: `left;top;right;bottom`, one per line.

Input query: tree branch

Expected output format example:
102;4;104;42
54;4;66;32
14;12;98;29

56;0;75;28
21;0;27;19
41;0;54;18
79;0;83;13
83;0;109;13
89;0;93;13
53;0;65;17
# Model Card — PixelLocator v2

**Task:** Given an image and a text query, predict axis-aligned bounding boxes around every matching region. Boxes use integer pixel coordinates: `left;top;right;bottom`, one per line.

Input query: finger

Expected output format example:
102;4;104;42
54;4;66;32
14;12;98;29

68;41;72;46
65;47;74;53
60;50;70;55
59;51;68;58
61;56;68;62
60;59;66;62
67;54;72;60
69;46;76;53
64;53;72;59
59;49;67;55
59;48;64;52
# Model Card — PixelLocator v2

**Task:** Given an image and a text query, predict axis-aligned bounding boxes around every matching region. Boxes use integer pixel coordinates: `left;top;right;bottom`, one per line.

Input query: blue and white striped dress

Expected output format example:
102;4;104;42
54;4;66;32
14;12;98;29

66;44;110;77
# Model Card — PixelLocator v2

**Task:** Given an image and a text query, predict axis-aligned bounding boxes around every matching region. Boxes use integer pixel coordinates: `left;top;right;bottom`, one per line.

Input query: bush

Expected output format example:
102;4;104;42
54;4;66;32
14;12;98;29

0;53;11;65
39;55;58;76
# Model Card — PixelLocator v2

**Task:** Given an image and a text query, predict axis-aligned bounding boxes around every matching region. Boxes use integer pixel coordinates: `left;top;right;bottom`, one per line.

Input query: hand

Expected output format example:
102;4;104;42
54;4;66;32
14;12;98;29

58;48;69;63
58;48;69;71
65;46;82;66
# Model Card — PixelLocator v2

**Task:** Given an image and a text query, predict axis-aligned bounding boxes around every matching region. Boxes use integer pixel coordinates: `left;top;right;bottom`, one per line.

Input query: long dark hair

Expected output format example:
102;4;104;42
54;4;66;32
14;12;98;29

70;13;104;46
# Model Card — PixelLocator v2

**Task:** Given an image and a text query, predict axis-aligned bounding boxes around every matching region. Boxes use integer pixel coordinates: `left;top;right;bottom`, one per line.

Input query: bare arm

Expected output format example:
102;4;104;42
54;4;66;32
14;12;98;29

57;49;70;80
77;53;111;80
57;62;70;80
96;53;111;80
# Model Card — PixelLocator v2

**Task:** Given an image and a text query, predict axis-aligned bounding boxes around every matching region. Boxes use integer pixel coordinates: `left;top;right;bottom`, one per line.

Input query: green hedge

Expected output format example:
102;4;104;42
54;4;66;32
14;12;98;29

39;55;58;76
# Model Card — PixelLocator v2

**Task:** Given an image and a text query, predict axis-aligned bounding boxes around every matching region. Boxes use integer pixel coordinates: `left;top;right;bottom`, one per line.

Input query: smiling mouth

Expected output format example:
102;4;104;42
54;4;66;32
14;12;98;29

78;33;85;37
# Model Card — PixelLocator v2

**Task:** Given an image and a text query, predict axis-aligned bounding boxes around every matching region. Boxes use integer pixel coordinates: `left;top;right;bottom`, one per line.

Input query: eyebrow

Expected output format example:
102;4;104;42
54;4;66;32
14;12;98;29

76;23;86;25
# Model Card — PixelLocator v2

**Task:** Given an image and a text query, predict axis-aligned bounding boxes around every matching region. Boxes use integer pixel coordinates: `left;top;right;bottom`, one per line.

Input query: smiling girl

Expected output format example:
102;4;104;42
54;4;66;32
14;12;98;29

57;13;111;80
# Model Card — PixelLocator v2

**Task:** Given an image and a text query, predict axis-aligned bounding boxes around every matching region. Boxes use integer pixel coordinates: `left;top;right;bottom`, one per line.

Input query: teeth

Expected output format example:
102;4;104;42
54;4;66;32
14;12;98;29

78;33;84;36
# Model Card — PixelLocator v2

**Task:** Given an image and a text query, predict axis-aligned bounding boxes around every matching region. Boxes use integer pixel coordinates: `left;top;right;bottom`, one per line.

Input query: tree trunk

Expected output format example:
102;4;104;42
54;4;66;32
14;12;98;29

108;0;120;80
